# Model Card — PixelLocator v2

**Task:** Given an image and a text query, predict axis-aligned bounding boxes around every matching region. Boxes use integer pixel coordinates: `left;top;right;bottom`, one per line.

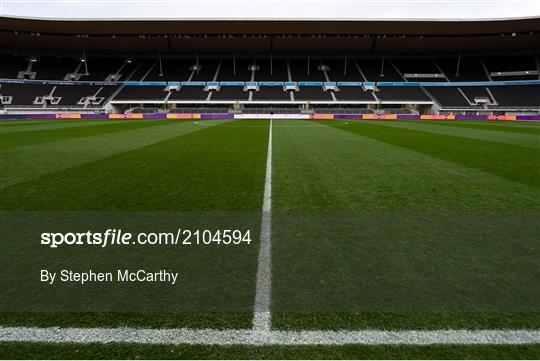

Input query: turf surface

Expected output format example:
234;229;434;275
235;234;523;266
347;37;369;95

1;342;539;359
271;119;539;330
0;118;539;358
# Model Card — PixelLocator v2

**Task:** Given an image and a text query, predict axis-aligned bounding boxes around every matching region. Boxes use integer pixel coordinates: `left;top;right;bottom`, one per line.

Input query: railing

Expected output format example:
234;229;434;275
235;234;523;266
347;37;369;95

312;108;374;115
242;107;302;114
170;108;231;114
2;78;540;88
440;105;540;111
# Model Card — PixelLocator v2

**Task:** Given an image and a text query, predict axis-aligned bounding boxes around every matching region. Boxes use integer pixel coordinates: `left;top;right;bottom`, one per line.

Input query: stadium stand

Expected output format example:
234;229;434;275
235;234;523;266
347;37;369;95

219;59;253;81
312;106;373;114
484;55;539;80
425;87;471;107
488;85;540;107
376;87;431;102
392;58;446;82
114;86;168;101
210;87;249;101
242;106;302;114
0;54;27;79
460;87;496;106
169;86;209;101
1;53;539;112
323;59;363;82
289;58;328;82
145;59;194;81
254;59;289;81
294;86;333;101
334;87;376;101
79;58;126;81
52;85;108;106
377;107;418;114
33;57;79;80
0;83;54;106
170;106;230;113
252;87;292;101
128;107;162;113
128;60;154;81
0;9;538;118
357;59;403;81
435;57;488;82
190;60;220;82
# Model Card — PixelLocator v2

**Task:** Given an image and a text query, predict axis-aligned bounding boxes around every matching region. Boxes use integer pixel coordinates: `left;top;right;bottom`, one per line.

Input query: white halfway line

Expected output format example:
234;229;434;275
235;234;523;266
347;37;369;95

252;118;273;332
0;327;539;345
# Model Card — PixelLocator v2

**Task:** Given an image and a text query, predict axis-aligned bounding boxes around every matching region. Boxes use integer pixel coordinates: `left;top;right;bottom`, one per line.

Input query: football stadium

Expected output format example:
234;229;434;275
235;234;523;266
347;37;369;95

0;0;539;359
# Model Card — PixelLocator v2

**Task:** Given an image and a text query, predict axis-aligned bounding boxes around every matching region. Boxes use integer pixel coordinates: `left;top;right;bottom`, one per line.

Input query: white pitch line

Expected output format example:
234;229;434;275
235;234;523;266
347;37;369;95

252;118;273;332
1;327;539;346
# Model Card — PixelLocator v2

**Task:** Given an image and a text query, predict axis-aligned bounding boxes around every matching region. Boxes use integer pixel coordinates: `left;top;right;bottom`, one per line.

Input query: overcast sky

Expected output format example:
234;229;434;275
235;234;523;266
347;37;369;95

1;0;539;21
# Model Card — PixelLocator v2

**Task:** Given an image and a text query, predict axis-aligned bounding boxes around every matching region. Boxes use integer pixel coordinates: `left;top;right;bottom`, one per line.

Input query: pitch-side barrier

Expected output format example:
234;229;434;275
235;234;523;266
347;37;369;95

1;113;539;121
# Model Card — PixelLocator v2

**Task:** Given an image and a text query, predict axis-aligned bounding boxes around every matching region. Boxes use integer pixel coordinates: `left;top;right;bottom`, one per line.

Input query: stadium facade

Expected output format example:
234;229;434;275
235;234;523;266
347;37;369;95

0;3;539;117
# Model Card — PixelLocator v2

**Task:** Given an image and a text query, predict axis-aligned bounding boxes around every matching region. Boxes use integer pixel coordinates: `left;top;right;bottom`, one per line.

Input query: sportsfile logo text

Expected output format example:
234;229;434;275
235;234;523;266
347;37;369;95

40;229;253;248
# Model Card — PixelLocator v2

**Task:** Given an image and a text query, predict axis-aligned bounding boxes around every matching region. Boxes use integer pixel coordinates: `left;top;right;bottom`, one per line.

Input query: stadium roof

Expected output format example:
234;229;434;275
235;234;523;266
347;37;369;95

2;0;540;22
0;0;539;55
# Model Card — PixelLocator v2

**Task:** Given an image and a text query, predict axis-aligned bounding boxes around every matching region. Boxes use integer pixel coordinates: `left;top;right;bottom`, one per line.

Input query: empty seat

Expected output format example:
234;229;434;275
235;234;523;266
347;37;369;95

254;59;289;81
218;59;253;81
169;87;209;100
376;87;430;102
294;87;333;101
114;86;168;101
0;55;27;79
53;85;102;105
425;87;470;107
489;86;540;107
145;59;194;81
210;87;249;101
289;58;327;82
190;60;220;82
252;87;291;101
334;87;375;101
0;83;53;105
356;59;403;82
436;57;488;82
34;57;79;80
322;59;363;82
461;87;494;104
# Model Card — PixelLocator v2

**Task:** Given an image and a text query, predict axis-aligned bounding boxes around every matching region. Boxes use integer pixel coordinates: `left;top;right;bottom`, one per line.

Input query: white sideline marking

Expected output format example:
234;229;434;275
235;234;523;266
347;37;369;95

1;327;539;345
252;118;273;332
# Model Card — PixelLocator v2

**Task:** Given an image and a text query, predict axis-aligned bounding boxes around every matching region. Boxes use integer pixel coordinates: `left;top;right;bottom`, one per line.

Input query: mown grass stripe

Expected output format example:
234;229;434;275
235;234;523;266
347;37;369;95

0;119;158;134
363;120;540;149
0;119;96;127
0;121;214;190
0;120;174;150
403;120;540;135
330;121;540;189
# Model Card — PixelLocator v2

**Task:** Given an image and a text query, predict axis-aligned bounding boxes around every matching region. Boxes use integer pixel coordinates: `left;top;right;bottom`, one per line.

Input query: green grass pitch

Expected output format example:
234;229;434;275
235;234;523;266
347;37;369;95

0;118;539;358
